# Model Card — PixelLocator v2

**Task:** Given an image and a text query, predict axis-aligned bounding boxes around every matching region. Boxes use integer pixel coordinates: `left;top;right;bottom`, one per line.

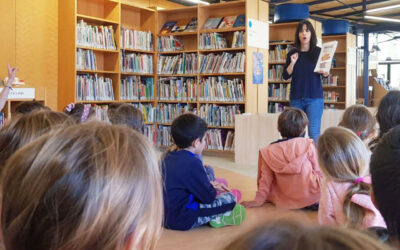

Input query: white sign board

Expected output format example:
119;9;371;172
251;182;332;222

247;18;269;50
0;88;35;99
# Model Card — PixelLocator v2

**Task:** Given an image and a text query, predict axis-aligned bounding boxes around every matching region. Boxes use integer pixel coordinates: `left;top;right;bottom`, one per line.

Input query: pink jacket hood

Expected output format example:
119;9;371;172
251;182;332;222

261;137;316;174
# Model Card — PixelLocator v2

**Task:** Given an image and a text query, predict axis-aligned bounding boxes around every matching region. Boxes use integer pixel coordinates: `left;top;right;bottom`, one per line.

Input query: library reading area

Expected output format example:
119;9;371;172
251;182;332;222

0;0;399;249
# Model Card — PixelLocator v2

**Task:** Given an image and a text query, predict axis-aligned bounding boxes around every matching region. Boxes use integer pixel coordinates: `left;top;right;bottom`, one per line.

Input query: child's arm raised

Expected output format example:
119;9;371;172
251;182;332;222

242;151;273;208
0;64;17;111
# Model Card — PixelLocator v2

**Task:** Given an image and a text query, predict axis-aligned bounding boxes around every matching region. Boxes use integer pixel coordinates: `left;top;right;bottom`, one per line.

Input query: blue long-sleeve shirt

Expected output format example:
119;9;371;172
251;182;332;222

282;47;323;99
162;150;235;230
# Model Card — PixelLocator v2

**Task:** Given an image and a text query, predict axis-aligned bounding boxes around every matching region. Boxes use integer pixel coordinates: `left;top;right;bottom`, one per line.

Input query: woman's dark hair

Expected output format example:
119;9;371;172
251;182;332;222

371;124;400;243
294;20;318;55
171;113;207;148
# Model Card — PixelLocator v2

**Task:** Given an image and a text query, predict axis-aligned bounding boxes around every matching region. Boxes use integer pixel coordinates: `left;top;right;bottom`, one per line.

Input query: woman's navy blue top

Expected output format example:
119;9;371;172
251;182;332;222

282;47;323;99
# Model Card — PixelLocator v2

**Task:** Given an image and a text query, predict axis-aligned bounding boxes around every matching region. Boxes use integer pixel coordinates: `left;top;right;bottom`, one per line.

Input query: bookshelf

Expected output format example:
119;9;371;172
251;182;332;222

267;21;322;113
59;0;268;154
322;33;356;109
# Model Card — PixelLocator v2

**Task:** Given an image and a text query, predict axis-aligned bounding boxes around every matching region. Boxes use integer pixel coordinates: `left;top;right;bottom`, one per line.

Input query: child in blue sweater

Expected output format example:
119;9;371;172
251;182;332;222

162;113;246;231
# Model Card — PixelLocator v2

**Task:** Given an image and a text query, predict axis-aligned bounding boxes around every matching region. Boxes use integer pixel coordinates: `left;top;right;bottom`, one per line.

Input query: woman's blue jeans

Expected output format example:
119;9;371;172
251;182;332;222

290;98;324;143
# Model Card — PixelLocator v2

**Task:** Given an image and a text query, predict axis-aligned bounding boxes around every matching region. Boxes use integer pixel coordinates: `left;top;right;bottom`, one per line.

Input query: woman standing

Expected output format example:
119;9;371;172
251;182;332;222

283;20;328;142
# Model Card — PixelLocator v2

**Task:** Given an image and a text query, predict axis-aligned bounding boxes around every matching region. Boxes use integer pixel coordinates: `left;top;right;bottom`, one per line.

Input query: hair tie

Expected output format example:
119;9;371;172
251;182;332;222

355;131;361;137
65;103;75;112
81;104;90;122
354;177;364;184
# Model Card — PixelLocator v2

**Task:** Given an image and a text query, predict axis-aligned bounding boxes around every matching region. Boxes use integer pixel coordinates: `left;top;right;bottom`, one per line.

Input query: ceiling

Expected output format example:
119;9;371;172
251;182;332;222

169;0;400;33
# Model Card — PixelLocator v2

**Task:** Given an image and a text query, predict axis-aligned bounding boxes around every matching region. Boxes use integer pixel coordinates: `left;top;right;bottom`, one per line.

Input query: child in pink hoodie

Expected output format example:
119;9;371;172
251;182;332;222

317;127;386;229
242;108;322;209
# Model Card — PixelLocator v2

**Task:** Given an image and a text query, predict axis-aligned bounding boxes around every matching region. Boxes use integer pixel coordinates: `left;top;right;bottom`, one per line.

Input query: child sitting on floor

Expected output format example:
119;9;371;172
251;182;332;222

109;103;144;133
242;108;322;209
64;103;95;123
162;113;246;230
317;127;386;229
338;104;376;146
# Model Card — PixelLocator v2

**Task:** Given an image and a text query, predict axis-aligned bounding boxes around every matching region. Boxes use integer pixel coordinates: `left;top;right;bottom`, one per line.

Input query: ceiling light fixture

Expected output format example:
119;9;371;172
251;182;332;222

365;15;400;23
366;4;400;13
186;0;210;5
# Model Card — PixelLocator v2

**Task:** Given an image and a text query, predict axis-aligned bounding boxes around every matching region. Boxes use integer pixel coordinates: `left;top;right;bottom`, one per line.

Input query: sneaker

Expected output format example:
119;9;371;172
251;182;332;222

231;189;242;202
209;204;246;228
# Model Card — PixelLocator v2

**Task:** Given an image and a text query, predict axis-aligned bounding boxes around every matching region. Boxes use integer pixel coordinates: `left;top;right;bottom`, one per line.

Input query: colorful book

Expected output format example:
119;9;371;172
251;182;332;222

171;20;187;32
233;14;245;27
185;17;198;32
160;21;177;34
203;17;223;30
218;16;237;29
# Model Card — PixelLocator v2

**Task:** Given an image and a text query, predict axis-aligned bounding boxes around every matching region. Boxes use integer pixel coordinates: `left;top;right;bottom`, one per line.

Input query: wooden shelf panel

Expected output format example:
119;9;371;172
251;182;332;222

119;1;155;12
268;100;289;103
76;14;119;25
208;125;235;129
121;48;154;54
199;0;245;9
121;72;154;76
199;47;245;53
77;46;119;53
330;67;346;70
77;69;119;74
322;34;346;39
269;61;286;64
200;27;245;34
158;50;198;54
158;123;172;126
158;31;197;37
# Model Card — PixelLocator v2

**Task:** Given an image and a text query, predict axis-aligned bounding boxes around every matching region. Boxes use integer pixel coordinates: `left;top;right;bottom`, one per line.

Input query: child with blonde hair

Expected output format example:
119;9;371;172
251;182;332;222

242;108;322;209
338;104;376;144
317;127;385;229
1;122;163;250
0;110;74;173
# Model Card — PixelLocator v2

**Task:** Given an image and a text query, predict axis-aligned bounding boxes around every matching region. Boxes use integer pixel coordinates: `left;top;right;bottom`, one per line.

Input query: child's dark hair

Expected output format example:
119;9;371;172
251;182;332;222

376;90;400;137
278;108;308;138
294;20;318;55
339;105;376;141
107;102;124;121
109;104;144;133
370;124;400;242
64;103;95;123
14;101;49;115
171;113;208;148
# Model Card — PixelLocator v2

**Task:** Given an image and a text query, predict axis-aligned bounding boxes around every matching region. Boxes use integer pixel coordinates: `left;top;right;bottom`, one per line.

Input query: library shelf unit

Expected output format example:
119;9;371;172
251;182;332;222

59;0;269;154
267;21;322;113
322;33;356;109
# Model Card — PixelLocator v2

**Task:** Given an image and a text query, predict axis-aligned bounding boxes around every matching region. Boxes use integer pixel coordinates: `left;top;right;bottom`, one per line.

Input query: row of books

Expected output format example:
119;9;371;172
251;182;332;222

199;33;227;50
203;15;245;30
156;125;172;147
160;18;198;34
269;44;293;63
205;129;234;151
76;74;114;101
120;76;154;101
199;77;244;102
121;52;153;74
158;77;196;101
120;27;153;51
157;36;184;52
231;31;245;48
198;104;241;127
268;83;290;101
268;102;286;113
144;125;158;146
199;52;245;73
76;20;116;50
322;75;339;86
156;103;193;124
157;53;198;75
268;65;285;81
132;103;157;123
324;91;340;102
76;49;97;71
93;104;109;122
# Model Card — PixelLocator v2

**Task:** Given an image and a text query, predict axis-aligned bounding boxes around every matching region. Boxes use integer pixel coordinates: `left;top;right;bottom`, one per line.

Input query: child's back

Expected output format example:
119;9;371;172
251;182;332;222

257;137;321;209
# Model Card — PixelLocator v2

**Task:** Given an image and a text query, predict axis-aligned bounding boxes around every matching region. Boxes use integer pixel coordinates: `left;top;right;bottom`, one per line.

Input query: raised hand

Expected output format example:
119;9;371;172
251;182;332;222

290;52;299;65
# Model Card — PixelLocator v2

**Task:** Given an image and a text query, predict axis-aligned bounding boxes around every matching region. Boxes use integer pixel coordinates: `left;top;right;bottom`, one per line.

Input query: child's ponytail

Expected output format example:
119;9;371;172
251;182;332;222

343;179;370;227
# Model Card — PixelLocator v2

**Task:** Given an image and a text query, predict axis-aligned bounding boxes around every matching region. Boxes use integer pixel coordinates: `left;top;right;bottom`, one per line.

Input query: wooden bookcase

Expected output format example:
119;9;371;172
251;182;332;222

322;33;356;109
59;0;268;153
267;21;322;113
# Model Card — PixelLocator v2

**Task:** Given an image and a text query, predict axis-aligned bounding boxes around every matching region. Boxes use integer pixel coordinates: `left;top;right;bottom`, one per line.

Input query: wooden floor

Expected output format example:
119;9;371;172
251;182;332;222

157;165;318;250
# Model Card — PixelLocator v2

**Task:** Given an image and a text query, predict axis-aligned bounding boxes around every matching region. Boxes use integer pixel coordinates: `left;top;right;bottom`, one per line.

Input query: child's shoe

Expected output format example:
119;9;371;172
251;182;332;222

209;204;246;228
231;189;242;202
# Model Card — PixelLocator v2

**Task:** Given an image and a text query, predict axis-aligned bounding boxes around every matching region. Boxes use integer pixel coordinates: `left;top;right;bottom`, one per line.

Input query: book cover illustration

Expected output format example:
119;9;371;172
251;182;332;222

252;52;263;84
185;17;198;32
203;17;223;30
314;41;338;73
160;21;177;34
218;16;237;29
233;14;245;27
